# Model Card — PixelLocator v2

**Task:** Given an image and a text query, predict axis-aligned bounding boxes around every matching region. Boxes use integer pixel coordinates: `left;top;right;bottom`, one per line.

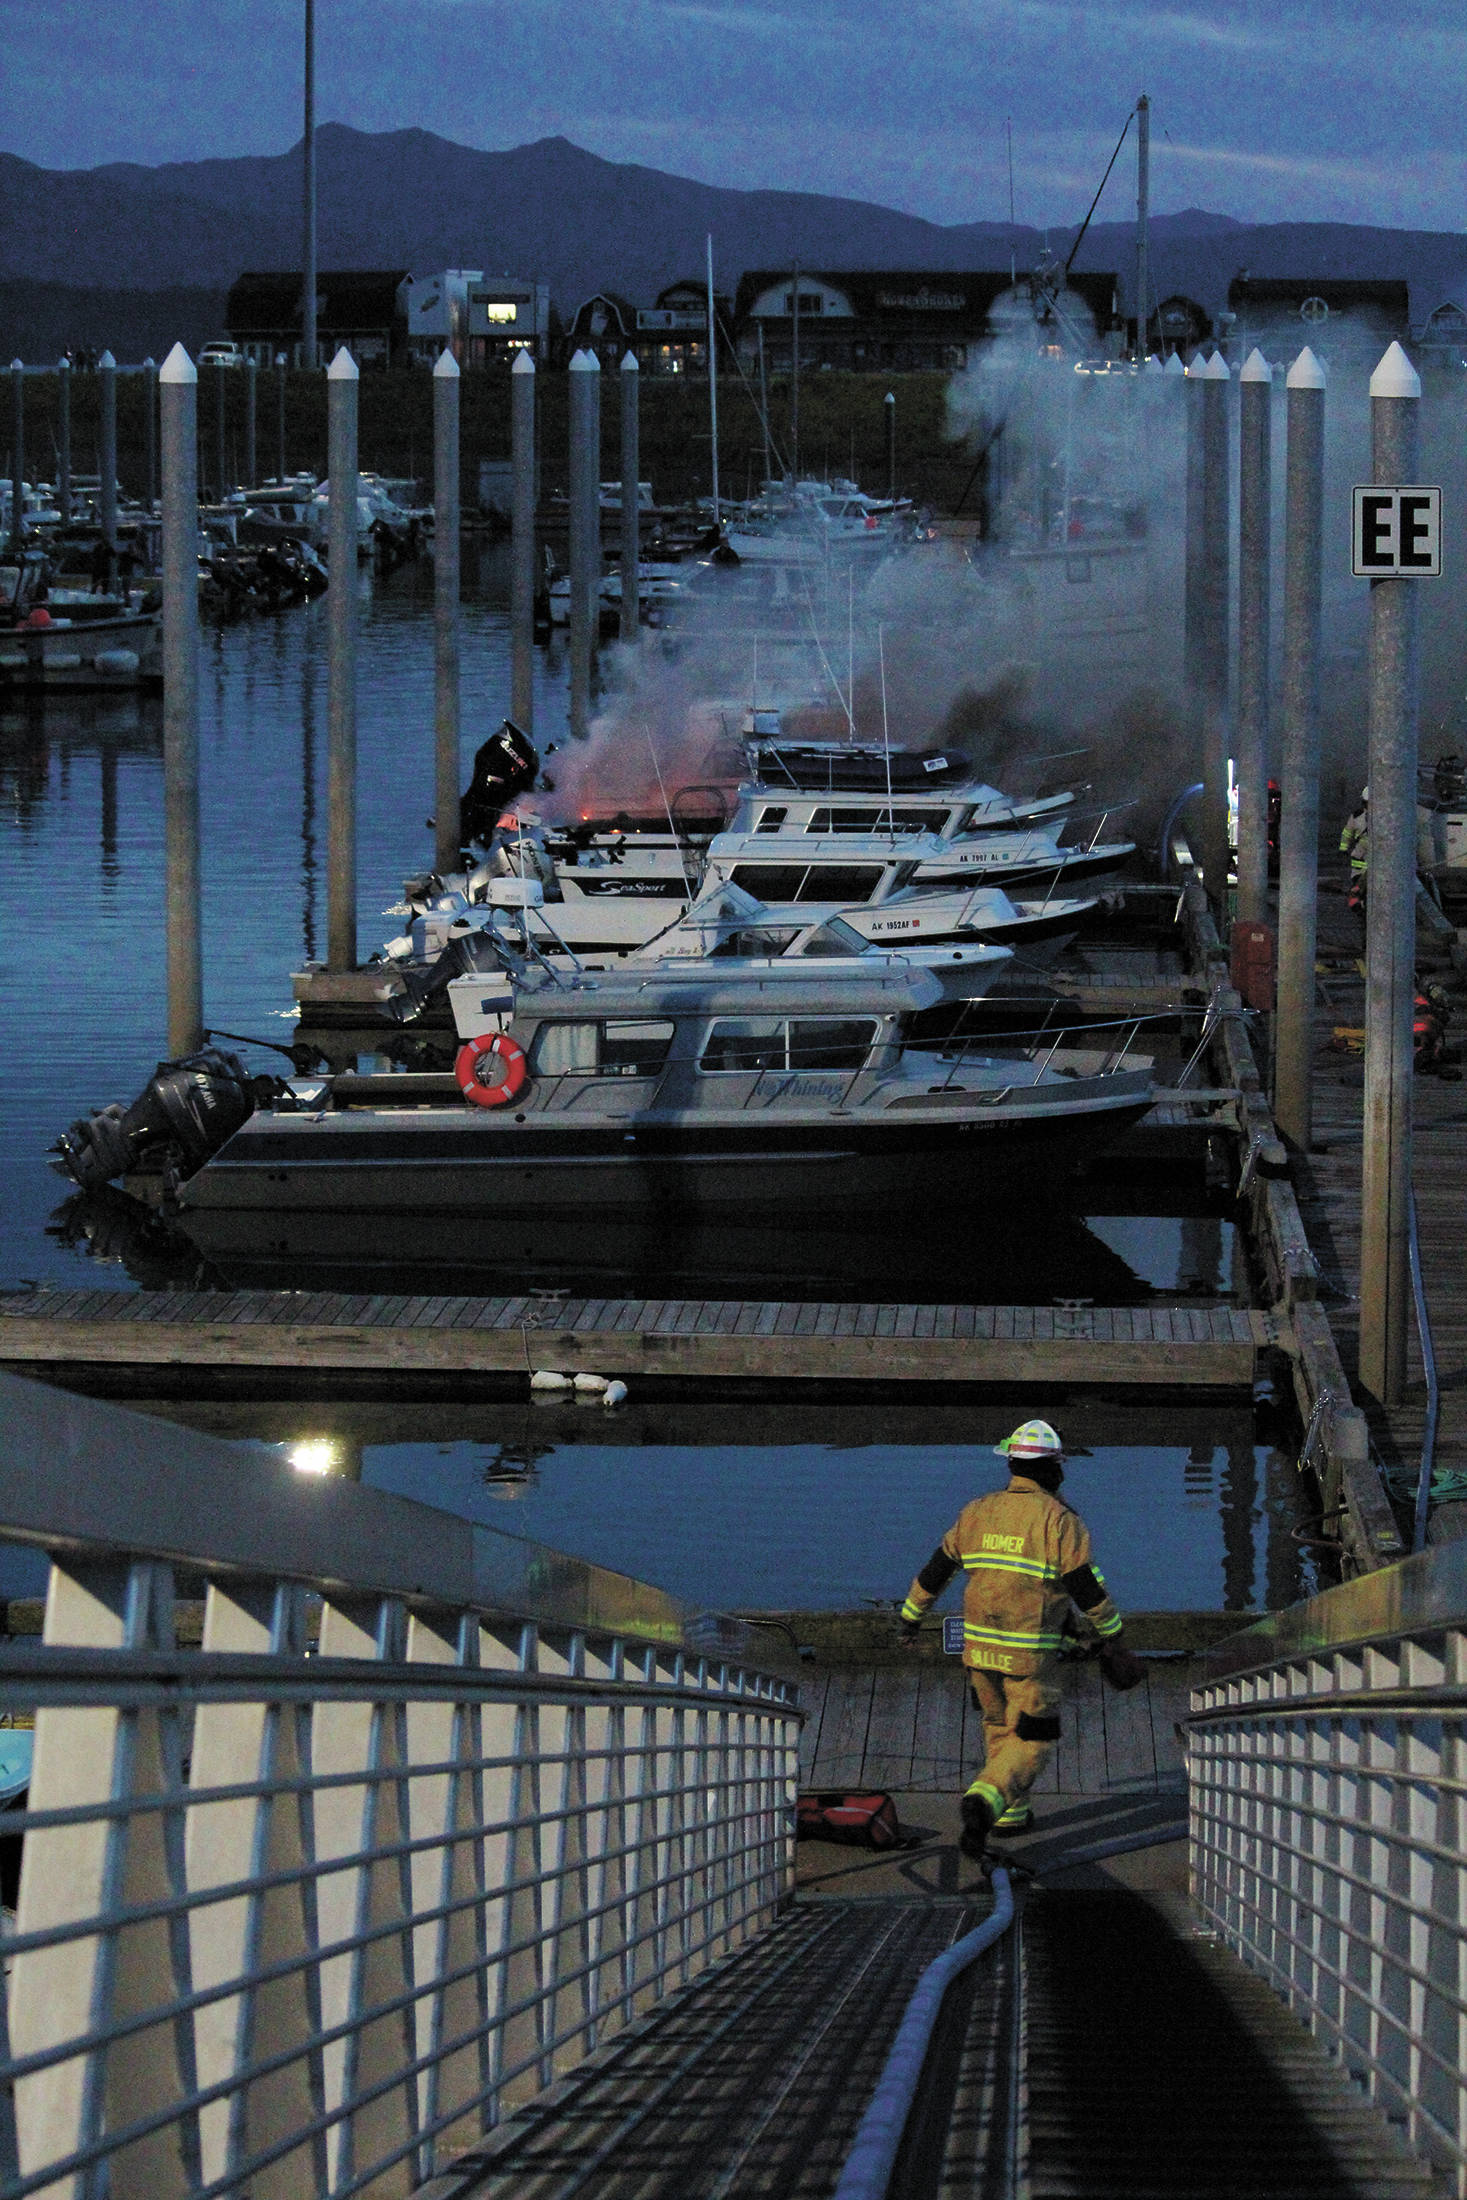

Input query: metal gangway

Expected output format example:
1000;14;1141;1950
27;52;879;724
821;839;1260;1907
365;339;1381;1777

0;1368;1465;2197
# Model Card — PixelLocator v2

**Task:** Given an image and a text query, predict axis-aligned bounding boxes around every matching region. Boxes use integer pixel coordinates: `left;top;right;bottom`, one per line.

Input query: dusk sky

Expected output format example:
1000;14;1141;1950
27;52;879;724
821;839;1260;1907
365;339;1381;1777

3;0;1462;232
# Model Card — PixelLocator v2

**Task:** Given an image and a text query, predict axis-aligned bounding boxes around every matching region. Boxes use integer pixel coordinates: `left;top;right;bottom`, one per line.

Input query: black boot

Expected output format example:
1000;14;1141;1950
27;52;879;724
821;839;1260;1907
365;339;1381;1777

959;1793;995;1861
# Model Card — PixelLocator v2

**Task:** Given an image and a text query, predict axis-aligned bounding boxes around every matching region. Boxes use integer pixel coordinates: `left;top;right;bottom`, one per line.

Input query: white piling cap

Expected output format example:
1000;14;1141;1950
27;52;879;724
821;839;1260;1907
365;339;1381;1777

9;358;21;372
1202;350;1231;381
327;346;359;382
1163;351;1185;377
58;353;70;369
512;348;536;376
569;347;601;373
1240;347;1272;384
1286;346;1326;391
1370;340;1420;400
433;347;460;379
143;355;155;369
885;388;896;402
159;342;197;385
621;349;639;373
98;349;115;370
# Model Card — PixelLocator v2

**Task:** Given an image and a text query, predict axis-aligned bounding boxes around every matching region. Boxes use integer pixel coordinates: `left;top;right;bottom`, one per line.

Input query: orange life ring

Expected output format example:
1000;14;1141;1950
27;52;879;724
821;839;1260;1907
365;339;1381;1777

455;1032;529;1108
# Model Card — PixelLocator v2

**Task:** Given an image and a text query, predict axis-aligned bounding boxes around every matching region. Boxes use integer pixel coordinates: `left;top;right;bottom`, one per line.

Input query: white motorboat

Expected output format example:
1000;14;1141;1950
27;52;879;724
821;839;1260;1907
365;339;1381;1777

546;562;688;625
0;552;161;691
723;479;911;565
706;820;1133;897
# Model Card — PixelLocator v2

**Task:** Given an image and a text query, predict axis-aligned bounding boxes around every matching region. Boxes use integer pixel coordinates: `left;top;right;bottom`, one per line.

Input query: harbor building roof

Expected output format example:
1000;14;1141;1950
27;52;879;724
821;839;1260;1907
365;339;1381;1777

731;269;1120;374
226;269;409;368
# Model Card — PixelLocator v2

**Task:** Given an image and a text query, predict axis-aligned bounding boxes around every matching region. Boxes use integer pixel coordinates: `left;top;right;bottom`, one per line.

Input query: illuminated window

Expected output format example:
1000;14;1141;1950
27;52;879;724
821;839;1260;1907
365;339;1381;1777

484;301;517;324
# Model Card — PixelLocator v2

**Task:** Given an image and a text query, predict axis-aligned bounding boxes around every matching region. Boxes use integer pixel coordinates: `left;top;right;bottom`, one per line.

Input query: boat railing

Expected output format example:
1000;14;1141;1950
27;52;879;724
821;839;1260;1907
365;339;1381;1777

917;1009;1171;1090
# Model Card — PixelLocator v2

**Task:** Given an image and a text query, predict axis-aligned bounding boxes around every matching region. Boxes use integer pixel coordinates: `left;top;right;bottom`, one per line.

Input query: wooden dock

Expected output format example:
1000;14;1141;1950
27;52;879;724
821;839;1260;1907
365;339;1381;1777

0;1288;1270;1388
1292;949;1467;1536
799;1653;1192;1795
792;1646;1195;1895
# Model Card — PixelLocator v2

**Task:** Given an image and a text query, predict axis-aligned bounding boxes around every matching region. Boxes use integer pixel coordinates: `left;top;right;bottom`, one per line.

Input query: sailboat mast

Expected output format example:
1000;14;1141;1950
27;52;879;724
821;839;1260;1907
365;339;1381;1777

790;260;800;482
302;0;317;370
1135;92;1150;358
706;234;720;524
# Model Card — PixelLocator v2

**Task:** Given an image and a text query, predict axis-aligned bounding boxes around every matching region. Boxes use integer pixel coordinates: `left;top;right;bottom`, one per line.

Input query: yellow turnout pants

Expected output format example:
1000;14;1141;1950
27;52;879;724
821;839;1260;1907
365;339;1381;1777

964;1663;1062;1820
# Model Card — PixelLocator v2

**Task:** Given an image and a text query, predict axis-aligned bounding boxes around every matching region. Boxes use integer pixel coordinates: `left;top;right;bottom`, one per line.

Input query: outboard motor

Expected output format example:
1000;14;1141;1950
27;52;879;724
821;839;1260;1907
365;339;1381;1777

51;1048;276;1194
460;720;539;848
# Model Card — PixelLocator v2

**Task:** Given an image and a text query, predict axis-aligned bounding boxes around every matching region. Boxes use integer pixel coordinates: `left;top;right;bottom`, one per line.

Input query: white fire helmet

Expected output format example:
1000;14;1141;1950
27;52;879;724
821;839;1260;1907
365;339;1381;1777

995;1419;1065;1460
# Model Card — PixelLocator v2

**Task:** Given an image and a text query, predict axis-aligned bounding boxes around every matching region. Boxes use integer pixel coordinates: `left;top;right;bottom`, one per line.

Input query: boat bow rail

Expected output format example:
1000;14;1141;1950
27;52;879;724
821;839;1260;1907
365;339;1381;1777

0;1372;800;2200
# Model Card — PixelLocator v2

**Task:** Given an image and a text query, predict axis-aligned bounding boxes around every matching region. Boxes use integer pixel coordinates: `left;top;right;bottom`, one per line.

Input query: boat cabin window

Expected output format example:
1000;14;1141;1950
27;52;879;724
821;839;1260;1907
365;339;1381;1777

753;806;788;833
699;1017;877;1072
788;1018;877;1069
727;862;885;904
794;864;884;902
807;806;947;836
797;918;868;957
530;1020;675;1076
728;864;809;901
708;926;803;957
601;1021;676;1073
699;1017;785;1071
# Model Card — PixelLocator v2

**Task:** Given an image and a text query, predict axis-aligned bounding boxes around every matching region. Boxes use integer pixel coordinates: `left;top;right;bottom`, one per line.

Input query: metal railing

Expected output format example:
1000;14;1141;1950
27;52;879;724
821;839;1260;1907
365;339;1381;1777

0;1373;800;2200
1189;1542;1467;2194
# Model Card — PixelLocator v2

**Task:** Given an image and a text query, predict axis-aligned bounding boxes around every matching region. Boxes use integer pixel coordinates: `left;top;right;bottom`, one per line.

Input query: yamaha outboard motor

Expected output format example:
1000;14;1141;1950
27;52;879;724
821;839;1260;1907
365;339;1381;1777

51;1048;277;1194
460;720;539;849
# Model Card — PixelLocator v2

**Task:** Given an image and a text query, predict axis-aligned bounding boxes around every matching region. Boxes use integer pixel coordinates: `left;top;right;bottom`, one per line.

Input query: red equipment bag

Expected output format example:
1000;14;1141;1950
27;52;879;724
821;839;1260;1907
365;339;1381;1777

795;1791;903;1849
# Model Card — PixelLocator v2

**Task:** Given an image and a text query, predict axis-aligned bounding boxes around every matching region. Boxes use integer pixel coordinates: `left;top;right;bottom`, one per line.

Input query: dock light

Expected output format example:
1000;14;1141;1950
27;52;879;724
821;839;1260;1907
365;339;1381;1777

288;1437;338;1475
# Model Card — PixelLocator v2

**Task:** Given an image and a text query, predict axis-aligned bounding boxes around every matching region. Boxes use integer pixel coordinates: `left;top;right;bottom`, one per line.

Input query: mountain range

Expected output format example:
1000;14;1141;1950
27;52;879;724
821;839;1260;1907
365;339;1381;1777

3;125;1465;348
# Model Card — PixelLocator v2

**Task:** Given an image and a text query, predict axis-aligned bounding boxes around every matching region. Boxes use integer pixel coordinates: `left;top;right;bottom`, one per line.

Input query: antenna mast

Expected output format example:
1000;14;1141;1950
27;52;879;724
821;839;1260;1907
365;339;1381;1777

1135;93;1150;358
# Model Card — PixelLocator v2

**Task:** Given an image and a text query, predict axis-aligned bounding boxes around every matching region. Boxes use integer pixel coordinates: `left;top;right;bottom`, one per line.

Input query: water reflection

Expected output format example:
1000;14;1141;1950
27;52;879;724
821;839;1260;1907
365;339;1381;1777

51;1181;1242;1306
70;1388;1322;1615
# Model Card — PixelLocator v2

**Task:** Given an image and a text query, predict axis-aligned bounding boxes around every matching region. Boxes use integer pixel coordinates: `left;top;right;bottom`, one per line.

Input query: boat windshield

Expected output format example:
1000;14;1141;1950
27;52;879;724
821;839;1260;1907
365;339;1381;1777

707;926;803;957
795;918;868;957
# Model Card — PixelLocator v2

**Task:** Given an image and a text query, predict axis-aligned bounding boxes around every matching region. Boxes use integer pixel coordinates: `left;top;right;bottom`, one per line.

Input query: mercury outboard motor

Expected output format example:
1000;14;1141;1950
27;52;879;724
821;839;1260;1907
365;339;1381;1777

460;720;539;848
51;1048;277;1194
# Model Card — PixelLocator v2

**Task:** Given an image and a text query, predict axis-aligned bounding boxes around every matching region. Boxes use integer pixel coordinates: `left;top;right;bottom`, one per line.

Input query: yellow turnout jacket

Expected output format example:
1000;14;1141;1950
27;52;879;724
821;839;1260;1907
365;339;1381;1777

901;1473;1124;1676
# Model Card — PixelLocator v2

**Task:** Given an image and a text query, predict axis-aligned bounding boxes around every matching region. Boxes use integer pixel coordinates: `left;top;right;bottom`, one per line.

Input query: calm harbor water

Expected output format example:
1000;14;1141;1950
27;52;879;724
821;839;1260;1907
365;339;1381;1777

0;554;1320;1610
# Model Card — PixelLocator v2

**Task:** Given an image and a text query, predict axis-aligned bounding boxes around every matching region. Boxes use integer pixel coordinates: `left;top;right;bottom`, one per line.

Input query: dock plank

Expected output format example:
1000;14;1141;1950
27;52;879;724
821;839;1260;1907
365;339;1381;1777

911;1664;968;1791
796;1670;832;1786
809;1670;874;1789
861;1667;925;1790
1102;1662;1161;1789
0;1293;1260;1388
1071;1664;1110;1796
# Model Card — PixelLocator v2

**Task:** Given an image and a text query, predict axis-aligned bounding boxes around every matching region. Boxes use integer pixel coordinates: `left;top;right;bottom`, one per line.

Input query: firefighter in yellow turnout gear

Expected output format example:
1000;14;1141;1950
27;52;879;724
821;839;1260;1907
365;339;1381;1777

899;1420;1145;1860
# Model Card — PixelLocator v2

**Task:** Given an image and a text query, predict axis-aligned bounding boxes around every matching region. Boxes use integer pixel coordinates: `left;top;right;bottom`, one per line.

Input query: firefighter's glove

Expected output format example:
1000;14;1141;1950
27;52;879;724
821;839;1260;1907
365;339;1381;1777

1098;1643;1147;1692
898;1621;922;1654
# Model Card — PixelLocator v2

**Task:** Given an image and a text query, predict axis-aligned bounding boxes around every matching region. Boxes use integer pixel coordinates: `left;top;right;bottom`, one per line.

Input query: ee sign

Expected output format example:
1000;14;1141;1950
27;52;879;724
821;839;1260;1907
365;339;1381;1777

1351;485;1442;578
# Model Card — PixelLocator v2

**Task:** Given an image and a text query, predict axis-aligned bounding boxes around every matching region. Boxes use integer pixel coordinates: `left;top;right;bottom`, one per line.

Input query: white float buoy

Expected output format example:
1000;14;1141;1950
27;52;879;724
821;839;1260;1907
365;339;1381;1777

602;1379;628;1409
530;1370;572;1392
573;1372;609;1393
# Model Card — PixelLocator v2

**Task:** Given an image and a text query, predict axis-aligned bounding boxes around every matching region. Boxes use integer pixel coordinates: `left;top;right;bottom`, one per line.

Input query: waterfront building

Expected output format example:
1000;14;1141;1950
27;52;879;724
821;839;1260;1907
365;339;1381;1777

403;269;551;365
226;269;409;367
563;282;735;373
1226;275;1410;369
731;269;1122;374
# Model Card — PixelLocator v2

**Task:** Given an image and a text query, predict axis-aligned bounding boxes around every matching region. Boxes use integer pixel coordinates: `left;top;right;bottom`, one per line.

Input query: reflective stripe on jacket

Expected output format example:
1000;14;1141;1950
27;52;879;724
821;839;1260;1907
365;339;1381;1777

901;1473;1123;1676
